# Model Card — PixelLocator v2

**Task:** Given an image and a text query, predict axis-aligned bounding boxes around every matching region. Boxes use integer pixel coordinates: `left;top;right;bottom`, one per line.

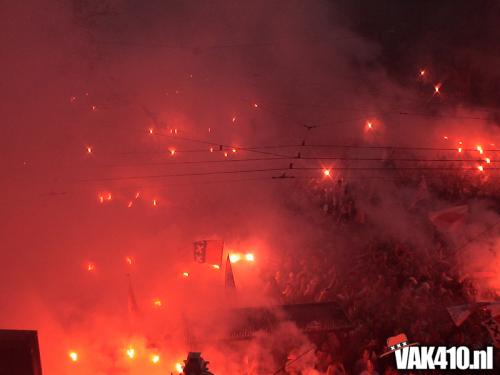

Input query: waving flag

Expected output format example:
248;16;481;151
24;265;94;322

429;205;468;232
447;304;473;326
193;240;223;266
225;254;236;289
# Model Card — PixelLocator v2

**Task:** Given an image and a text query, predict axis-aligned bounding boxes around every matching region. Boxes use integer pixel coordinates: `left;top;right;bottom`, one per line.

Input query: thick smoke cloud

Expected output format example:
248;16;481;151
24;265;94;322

1;0;499;374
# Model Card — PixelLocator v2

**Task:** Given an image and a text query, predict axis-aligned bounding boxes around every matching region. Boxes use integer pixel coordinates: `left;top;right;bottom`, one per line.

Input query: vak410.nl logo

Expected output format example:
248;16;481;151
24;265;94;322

380;333;494;370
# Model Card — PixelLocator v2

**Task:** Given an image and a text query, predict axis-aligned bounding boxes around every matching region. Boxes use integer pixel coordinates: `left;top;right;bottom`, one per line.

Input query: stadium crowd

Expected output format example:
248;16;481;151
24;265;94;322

261;173;500;374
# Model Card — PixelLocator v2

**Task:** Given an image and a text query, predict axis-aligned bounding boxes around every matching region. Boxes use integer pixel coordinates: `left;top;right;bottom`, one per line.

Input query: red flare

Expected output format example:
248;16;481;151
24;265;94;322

68;351;78;362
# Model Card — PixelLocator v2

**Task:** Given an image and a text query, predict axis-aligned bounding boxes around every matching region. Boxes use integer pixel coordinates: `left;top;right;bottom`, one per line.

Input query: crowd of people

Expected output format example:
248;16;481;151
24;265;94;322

260;171;500;374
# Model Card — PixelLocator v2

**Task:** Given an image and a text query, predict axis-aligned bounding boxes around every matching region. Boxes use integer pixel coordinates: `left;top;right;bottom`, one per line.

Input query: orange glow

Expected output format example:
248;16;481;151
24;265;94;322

125;256;133;265
323;169;331;177
366;121;373;130
209;147;214;152
477;165;484;172
458;147;462;153
87;263;95;272
174;128;178;134
149;127;154;135
175;362;183;373
434;83;441;94
212;264;220;270
245;253;255;262
224;152;228;157
127;201;133;208
485;157;491;164
153;199;157;207
86;146;92;154
106;193;112;201
232;148;237;153
253;103;258;108
69;351;78;362
182;272;189;277
135;192;141;199
98;195;104;204
419;69;426;76
229;254;241;263
153;299;162;307
443;136;448;140
232;116;237;123
126;346;136;359
169;149;176;156
476;145;484;154
151;354;160;364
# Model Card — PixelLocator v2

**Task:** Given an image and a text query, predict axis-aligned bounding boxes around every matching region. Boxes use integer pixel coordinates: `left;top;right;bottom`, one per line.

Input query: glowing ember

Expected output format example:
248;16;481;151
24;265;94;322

98;195;104;204
149;128;154;135
232;116;237;123
253;103;258;108
209;147;214;152
86;146;92;154
174;128;178;134
153;199;157;207
87;263;95;272
169;149;176;156
419;69;426;76
69;351;78;362
434;83;442;94
126;346;136;359
91;105;97;111
125;256;133;265
182;272;189;277
151;354;160;364
208;127;211;133
212;264;220;270
232;148;237;153
443;136;448;140
153;299;162;307
323;169;331;177
458;147;463;153
476;145;484;154
245;253;255;262
485;157;491;164
224;152;228;157
366;121;373;130
127;201;133;208
175;362;183;373
229;254;241;263
477;165;484;172
135;192;140;199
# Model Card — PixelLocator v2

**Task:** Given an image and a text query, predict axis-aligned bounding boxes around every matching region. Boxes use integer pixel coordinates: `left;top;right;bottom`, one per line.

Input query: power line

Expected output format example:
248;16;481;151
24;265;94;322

80;165;499;183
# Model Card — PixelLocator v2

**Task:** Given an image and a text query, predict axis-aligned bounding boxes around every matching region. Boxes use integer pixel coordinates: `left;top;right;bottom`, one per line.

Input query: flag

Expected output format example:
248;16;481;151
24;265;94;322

410;176;429;208
127;274;141;316
225;254;236;289
193;240;223;265
447;304;473;326
429;205;468;232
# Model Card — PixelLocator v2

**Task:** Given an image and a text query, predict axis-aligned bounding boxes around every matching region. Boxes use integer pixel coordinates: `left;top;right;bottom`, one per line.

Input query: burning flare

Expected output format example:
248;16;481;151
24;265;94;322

68;351;78;362
126;346;136;359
